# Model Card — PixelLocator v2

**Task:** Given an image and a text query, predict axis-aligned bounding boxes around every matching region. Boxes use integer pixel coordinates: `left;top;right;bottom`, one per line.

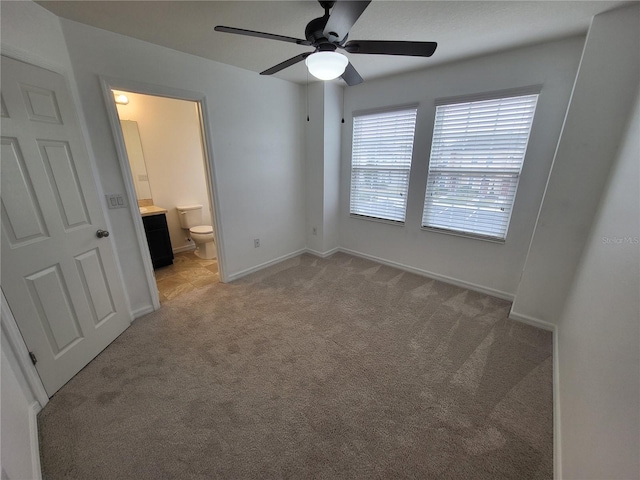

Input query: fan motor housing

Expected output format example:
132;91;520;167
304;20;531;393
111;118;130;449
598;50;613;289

305;16;330;44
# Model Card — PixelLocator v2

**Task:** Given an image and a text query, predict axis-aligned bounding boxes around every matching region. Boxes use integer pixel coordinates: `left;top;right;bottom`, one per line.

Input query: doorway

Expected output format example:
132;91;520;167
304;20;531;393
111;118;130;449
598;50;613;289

107;87;222;304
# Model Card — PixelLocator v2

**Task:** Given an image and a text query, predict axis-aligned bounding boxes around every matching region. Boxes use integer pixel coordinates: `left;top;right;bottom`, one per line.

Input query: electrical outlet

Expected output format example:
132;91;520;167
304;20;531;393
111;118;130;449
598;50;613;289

254;238;260;248
312;227;317;236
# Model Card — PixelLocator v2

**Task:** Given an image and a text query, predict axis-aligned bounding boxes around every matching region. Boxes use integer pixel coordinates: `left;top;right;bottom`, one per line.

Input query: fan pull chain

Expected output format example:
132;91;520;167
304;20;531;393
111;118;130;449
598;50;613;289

306;70;310;122
341;87;345;124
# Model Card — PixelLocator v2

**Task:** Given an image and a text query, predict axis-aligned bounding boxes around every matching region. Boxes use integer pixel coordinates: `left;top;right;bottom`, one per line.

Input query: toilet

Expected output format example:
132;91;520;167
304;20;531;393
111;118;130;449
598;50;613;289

176;204;216;259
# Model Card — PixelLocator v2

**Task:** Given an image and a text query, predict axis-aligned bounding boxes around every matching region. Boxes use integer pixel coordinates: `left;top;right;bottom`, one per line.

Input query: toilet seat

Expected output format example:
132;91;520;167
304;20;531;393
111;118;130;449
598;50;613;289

190;225;213;234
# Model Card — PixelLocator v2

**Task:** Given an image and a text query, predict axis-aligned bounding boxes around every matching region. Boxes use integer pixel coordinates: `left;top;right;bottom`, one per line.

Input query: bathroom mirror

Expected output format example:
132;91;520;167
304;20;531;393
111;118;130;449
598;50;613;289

120;120;153;203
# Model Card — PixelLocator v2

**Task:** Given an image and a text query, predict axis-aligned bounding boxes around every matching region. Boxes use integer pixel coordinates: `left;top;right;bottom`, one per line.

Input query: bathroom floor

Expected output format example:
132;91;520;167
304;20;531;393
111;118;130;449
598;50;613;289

154;251;219;303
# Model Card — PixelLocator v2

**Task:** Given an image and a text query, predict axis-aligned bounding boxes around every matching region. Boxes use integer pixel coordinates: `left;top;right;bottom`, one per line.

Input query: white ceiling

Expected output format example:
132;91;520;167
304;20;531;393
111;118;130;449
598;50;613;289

37;0;632;85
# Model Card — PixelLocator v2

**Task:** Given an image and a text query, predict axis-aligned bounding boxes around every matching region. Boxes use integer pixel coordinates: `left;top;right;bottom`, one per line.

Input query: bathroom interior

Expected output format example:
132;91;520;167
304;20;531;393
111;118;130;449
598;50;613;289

113;90;219;302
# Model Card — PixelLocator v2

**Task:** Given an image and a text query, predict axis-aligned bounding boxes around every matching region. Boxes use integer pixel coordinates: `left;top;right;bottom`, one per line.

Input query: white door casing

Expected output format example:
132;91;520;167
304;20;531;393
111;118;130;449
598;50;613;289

1;55;131;396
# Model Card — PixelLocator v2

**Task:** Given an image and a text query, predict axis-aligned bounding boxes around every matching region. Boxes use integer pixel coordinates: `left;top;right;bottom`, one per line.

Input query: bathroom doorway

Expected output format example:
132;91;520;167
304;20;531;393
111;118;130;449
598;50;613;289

111;89;220;303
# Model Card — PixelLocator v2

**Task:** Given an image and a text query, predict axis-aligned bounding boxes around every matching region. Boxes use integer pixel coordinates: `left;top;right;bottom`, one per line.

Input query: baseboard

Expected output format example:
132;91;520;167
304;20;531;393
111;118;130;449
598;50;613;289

338;247;515;301
28;401;43;480
305;247;340;258
507;310;556;332
226;248;308;282
173;244;196;254
131;304;155;320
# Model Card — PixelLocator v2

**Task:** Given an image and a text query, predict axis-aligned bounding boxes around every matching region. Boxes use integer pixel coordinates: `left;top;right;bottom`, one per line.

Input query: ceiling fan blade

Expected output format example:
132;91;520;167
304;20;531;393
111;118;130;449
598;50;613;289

341;62;364;86
345;40;438;57
261;52;313;76
215;26;312;46
323;0;372;43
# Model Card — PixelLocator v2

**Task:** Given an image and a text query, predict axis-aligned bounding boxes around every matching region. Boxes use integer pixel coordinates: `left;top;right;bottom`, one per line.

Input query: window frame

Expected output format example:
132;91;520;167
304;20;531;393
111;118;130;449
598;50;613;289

349;104;419;225
421;87;541;242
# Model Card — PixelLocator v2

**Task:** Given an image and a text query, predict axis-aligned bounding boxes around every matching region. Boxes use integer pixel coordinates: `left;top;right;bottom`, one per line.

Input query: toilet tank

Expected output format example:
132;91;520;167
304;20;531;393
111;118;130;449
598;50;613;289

176;204;203;229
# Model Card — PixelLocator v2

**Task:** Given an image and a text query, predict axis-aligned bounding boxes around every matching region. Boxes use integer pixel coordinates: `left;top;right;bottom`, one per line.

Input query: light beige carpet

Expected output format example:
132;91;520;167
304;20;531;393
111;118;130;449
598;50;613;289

38;252;553;479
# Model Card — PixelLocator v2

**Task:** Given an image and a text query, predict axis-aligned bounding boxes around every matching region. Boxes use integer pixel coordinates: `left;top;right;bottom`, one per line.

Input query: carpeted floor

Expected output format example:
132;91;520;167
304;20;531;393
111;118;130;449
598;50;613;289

38;253;553;479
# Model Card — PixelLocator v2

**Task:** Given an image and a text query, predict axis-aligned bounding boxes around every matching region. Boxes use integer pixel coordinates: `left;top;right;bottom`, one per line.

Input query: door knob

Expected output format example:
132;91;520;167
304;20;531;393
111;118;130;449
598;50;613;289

96;229;110;238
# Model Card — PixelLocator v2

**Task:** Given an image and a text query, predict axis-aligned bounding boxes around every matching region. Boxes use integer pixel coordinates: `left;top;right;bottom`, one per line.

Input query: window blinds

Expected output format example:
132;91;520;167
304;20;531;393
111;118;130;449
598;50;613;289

422;94;538;240
350;107;417;223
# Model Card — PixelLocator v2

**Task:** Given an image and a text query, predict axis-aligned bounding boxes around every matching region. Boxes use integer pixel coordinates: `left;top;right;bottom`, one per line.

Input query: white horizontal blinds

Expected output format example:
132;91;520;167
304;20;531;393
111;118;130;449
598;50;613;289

350;108;417;222
423;94;538;240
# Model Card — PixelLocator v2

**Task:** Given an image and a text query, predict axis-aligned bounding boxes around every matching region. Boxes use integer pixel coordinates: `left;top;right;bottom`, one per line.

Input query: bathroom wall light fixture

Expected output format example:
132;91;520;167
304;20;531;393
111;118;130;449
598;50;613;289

114;93;129;105
305;51;349;81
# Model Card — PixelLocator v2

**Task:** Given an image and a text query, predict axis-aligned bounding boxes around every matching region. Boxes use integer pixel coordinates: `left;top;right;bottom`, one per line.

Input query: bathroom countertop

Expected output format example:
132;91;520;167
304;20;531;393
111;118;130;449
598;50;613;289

139;205;168;217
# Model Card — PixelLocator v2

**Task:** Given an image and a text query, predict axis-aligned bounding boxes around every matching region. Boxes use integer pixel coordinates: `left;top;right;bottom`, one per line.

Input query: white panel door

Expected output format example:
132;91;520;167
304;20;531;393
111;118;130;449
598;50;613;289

1;55;131;396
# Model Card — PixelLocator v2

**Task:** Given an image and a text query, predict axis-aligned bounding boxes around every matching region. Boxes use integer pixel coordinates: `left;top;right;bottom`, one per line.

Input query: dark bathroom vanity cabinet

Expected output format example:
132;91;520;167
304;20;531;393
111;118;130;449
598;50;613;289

142;212;174;269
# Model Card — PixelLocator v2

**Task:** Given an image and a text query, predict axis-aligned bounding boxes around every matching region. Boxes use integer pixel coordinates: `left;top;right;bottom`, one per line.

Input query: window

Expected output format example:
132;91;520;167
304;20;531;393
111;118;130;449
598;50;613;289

422;92;538;240
350;107;417;223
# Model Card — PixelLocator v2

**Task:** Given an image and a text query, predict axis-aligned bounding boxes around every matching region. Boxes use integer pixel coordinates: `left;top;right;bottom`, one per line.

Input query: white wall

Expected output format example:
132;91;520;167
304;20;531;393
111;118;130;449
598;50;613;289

323;82;343;253
557;88;639;480
513;4;640;324
59;18;306;305
305;82;326;253
305;81;343;254
1;0;71;72
117;92;211;253
339;36;585;298
1;335;40;480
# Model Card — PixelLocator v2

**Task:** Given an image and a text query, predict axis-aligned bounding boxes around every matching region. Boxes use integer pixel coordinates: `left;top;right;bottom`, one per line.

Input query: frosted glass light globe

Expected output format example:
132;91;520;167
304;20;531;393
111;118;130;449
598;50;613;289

305;52;349;81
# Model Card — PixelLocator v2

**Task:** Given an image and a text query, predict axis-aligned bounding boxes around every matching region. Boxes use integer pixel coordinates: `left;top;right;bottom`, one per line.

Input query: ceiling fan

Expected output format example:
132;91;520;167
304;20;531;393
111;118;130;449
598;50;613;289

214;0;437;86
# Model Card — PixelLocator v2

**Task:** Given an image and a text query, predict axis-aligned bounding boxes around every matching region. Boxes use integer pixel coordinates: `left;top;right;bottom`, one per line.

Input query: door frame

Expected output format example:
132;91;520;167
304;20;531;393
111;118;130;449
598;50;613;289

99;76;227;311
1;289;49;407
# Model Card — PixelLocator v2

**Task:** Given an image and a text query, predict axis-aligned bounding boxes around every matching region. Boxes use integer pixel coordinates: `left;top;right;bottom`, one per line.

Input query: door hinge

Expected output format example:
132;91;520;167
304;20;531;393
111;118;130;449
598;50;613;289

29;351;37;366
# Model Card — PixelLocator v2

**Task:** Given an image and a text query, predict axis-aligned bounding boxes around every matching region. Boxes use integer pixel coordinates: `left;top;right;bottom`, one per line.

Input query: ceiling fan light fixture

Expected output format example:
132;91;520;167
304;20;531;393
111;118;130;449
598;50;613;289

305;51;348;80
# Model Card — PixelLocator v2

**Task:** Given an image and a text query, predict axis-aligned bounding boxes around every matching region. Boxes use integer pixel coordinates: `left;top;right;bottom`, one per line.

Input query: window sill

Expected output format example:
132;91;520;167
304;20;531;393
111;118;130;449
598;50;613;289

421;226;506;244
350;214;405;227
